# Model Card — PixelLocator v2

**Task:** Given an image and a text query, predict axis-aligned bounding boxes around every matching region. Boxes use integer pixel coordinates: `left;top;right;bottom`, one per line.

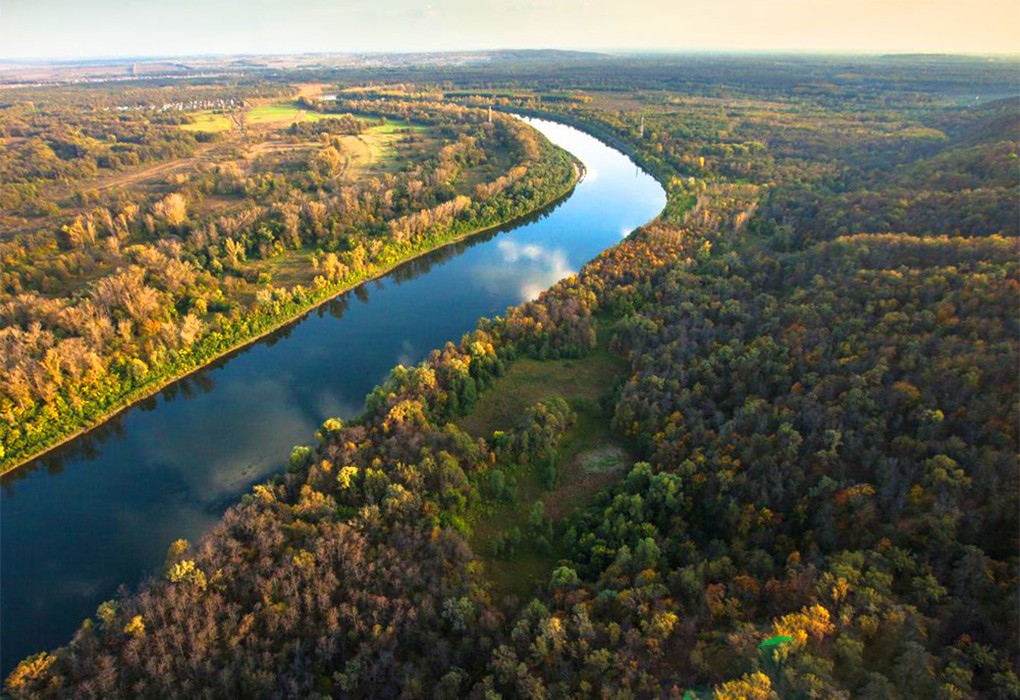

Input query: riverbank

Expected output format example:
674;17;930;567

1;149;581;476
1;114;665;678
505;108;679;193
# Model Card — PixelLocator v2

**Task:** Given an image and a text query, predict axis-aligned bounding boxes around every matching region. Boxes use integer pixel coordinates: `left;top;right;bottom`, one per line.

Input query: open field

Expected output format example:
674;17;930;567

459;326;629;440
249;248;318;289
461;322;634;597
245;101;329;126
179;111;235;133
337;124;416;177
467;395;634;597
177;101;326;133
176;109;437;180
243;118;433;180
331;119;434;178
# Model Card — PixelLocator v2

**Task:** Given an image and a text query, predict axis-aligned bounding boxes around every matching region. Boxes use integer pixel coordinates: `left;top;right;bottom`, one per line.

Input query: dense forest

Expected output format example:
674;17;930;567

0;86;577;470
4;55;1018;698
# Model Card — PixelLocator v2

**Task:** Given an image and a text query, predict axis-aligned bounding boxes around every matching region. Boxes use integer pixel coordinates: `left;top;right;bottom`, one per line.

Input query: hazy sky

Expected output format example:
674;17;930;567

2;0;1018;60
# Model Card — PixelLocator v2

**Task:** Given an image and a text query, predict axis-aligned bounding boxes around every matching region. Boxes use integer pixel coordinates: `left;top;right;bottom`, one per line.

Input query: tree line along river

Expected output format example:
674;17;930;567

0;117;666;675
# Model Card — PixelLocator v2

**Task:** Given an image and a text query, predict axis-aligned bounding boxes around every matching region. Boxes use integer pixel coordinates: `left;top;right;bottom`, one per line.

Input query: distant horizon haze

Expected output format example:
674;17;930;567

2;48;1020;65
2;0;1018;61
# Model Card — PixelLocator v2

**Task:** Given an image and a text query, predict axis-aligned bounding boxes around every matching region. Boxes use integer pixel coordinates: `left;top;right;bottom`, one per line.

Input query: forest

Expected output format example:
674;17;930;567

3;54;1018;698
0;84;577;470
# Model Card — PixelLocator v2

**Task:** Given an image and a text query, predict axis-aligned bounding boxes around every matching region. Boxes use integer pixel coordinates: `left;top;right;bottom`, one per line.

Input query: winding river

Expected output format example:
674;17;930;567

0;118;666;675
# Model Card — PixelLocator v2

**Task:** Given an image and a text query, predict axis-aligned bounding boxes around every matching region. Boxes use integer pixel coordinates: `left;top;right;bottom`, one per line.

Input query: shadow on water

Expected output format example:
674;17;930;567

1;372;220;491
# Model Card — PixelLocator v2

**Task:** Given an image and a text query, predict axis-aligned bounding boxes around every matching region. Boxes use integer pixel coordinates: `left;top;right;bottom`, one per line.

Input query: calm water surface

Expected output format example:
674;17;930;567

0;118;665;673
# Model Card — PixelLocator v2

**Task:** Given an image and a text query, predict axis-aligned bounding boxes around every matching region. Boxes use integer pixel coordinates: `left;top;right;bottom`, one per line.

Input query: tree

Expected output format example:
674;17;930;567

153;192;188;229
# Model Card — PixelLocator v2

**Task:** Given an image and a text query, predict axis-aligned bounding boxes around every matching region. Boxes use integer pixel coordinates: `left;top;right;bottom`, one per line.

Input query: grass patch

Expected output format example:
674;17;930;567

179;101;328;132
246;102;329;126
459;344;627;440
482;548;565;600
338;120;431;178
179;111;234;133
580;445;628;474
337;133;389;175
467;396;632;598
368;119;429;135
250;249;318;289
461;321;635;598
542;398;633;519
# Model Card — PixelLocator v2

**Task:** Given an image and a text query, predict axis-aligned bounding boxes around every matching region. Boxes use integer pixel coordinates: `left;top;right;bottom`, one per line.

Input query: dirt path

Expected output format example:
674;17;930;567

86;140;238;192
1;142;233;239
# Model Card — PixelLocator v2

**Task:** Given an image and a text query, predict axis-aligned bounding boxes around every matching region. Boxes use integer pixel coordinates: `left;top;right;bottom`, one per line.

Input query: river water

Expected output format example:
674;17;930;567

0;117;665;675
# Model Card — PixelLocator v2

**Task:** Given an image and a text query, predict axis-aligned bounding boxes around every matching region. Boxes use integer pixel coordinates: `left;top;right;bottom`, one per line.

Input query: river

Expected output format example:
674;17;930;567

0;117;666;675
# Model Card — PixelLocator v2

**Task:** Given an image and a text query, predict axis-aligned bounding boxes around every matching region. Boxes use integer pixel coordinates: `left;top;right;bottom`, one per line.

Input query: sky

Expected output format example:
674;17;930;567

1;0;1018;60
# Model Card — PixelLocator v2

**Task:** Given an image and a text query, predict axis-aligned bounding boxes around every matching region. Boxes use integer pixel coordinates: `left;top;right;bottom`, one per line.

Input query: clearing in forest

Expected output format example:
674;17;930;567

337;120;432;177
246;101;329;126
179;111;235;133
460;321;636;597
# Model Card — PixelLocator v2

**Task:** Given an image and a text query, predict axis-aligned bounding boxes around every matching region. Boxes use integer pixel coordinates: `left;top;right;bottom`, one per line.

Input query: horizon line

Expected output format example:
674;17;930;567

2;47;1020;65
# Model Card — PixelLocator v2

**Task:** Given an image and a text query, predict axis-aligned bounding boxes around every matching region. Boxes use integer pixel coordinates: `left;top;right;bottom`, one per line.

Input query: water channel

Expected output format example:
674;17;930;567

0;117;666;673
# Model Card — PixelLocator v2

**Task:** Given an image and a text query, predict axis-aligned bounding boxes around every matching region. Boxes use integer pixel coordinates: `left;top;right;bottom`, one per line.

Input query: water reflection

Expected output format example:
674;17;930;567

471;239;576;303
2;206;531;487
0;117;666;675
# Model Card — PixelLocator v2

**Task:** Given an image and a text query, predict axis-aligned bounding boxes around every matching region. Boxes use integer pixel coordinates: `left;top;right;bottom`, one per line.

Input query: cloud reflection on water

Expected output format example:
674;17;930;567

470;239;576;303
1;116;668;677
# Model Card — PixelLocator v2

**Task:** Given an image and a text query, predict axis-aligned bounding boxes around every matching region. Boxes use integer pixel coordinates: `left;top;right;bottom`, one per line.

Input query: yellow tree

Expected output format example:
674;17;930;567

153;192;188;229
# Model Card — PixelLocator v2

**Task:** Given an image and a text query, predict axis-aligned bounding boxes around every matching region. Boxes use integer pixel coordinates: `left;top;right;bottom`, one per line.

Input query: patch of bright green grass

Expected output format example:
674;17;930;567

179;111;233;133
369;118;429;135
339;121;431;177
246;102;329;126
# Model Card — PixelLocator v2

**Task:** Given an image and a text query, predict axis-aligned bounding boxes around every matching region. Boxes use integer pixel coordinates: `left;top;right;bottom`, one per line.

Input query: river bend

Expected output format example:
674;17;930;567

0;118;666;673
